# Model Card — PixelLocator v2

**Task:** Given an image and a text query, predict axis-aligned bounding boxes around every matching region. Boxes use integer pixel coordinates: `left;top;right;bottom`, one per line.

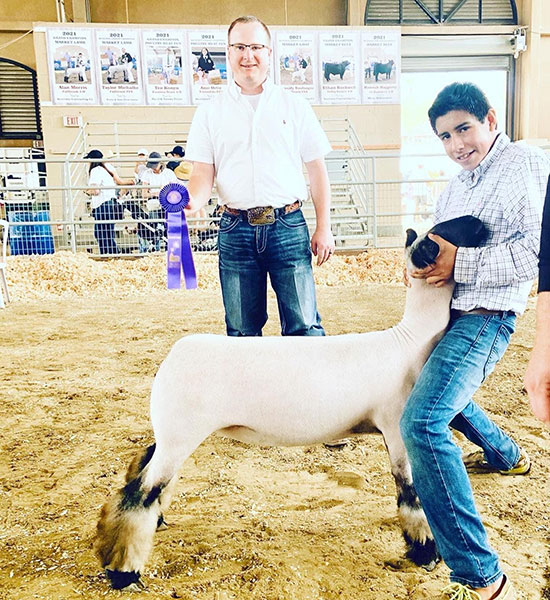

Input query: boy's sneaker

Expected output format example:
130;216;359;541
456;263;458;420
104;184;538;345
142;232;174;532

442;582;481;599
442;575;516;599
462;448;530;475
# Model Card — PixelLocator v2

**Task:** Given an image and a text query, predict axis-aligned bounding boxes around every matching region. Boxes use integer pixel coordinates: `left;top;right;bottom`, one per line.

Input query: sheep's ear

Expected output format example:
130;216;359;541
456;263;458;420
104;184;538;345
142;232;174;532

430;215;489;247
405;229;417;248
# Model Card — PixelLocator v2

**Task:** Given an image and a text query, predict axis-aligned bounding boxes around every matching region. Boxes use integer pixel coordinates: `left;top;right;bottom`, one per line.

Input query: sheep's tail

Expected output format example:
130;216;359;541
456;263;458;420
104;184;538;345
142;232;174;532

95;444;170;590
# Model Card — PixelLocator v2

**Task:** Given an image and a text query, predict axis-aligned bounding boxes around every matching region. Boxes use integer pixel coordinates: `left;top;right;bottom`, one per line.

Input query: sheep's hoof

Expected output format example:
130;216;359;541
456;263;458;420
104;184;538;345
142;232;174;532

105;569;144;590
384;555;439;573
323;438;350;449
157;514;169;531
385;537;441;573
405;537;441;571
420;559;439;572
384;556;418;572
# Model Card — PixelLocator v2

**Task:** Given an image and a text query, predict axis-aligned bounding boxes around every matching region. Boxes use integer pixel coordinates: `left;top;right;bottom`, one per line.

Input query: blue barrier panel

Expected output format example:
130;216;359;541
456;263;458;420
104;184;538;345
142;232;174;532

7;210;55;255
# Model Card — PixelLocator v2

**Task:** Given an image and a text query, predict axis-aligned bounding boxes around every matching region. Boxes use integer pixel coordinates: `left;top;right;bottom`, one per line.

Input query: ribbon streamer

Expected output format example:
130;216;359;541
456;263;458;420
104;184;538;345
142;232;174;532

159;182;197;290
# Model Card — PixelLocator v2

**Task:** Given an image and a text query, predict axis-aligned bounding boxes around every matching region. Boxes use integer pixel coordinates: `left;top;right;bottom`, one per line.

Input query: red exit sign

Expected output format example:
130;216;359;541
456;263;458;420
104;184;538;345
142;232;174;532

63;115;83;127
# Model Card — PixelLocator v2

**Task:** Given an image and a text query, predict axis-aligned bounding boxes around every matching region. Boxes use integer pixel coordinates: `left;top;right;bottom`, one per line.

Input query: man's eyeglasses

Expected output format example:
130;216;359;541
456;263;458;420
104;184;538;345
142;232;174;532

229;44;270;53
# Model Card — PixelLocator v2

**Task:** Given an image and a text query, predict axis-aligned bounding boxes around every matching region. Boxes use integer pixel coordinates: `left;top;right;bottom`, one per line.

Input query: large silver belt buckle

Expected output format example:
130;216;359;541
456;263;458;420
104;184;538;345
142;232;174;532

247;206;275;225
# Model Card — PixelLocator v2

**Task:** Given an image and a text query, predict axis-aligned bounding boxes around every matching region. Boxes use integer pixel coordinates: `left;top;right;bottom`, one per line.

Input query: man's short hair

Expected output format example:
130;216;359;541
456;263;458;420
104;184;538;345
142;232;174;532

428;82;492;133
228;15;271;44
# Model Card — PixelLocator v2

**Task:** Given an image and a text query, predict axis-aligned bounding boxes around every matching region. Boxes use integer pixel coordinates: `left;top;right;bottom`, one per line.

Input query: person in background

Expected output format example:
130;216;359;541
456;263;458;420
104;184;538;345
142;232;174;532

197;47;215;83
85;149;134;255
524;176;550;425
106;47;116;67
141;151;178;251
119;47;134;82
185;15;334;336
120;147;154;253
76;52;87;82
401;82;549;600
165;145;193;180
134;148;149;183
164;145;210;244
141;151;179;197
163;47;176;84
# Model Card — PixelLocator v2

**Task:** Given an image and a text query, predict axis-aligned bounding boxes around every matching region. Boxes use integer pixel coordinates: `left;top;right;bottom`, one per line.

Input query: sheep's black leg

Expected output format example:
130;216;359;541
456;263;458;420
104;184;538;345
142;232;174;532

380;427;440;570
394;474;440;570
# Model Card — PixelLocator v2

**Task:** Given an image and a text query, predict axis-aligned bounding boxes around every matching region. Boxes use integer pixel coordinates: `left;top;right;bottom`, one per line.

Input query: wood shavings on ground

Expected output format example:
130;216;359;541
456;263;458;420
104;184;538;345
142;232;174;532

6;250;405;300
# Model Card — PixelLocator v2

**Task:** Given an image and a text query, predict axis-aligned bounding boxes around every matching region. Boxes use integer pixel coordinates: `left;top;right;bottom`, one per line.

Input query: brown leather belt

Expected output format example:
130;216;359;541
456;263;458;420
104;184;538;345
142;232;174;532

223;201;301;225
451;308;516;319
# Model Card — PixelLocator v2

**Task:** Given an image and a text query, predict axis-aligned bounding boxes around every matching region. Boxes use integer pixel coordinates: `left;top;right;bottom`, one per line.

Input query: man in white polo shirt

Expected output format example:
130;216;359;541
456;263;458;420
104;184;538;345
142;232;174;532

186;15;334;336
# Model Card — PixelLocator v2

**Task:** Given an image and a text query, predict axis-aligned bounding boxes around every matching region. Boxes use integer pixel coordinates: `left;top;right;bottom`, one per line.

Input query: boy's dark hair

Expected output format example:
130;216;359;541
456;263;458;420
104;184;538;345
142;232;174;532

428;82;492;133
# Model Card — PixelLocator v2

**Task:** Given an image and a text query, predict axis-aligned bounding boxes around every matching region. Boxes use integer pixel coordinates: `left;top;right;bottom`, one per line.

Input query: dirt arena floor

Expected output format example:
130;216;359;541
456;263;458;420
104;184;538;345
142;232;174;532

1;251;549;600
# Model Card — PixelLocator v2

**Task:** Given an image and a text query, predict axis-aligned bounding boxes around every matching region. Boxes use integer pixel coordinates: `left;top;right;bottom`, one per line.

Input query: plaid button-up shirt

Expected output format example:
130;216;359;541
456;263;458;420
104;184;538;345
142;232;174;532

434;133;550;315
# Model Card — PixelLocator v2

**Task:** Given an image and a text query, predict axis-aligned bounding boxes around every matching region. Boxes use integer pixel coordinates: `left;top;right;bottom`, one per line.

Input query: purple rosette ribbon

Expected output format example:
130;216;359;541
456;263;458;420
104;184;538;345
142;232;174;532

159;182;197;290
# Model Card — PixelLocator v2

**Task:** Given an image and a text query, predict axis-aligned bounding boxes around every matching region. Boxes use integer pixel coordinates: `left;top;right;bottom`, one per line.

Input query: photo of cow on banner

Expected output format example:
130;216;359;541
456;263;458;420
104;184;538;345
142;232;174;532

319;30;360;104
361;28;401;105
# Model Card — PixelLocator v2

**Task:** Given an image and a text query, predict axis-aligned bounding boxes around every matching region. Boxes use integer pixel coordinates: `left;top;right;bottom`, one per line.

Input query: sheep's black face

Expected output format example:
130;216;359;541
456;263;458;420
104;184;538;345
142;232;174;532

405;215;489;270
406;231;440;269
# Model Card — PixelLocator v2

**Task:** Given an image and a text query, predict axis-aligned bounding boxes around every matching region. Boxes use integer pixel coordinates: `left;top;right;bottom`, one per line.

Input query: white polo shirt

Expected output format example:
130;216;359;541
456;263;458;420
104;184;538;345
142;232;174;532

186;79;332;210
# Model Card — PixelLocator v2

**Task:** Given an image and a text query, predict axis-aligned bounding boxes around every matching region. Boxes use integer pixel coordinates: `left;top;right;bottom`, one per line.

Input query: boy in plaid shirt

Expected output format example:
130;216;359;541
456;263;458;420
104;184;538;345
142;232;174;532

401;82;549;600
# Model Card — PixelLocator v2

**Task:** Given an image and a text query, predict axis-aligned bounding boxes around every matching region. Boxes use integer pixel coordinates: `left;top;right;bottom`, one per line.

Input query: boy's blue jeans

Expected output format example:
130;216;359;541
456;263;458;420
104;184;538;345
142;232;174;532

400;312;519;588
217;208;324;337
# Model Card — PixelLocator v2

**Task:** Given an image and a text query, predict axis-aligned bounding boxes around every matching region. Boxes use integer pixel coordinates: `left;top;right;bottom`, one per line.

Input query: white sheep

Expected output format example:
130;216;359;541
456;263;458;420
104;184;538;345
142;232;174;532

95;215;488;591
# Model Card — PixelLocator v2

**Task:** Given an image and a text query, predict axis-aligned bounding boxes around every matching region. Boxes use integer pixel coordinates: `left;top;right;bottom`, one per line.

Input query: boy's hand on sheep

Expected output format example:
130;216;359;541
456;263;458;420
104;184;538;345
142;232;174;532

410;234;457;287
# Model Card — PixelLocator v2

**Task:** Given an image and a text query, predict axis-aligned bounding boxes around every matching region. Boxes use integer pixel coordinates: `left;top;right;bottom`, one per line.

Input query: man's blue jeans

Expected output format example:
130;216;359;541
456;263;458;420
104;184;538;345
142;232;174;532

217;208;324;336
400;312;519;588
